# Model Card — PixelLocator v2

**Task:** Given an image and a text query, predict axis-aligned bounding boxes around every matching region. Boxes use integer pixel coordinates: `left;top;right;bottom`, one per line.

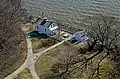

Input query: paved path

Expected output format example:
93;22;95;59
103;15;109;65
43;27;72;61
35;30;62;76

5;38;39;79
4;37;71;79
27;38;39;79
4;61;27;79
34;37;72;61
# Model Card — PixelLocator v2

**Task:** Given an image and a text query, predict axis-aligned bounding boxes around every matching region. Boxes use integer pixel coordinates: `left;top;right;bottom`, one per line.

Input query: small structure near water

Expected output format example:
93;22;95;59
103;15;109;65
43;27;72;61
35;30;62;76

36;18;58;36
71;31;89;43
35;18;89;43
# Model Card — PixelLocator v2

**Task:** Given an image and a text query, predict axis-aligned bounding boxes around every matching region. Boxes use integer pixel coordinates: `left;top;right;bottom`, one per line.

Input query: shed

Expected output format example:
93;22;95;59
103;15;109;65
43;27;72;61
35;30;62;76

72;31;89;42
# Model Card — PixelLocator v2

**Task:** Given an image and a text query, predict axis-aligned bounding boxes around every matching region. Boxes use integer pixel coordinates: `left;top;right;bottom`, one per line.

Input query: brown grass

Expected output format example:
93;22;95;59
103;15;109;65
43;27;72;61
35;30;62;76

0;36;27;79
31;38;58;53
15;68;33;79
25;23;36;32
35;44;72;79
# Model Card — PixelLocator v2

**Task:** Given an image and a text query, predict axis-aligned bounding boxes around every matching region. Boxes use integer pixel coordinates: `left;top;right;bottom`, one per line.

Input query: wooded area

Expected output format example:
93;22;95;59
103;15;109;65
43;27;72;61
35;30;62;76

0;0;27;78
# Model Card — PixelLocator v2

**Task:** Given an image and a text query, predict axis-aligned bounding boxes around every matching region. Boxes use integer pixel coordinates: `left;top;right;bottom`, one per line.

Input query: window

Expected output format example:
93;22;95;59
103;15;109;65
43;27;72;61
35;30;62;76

37;26;38;29
45;29;46;32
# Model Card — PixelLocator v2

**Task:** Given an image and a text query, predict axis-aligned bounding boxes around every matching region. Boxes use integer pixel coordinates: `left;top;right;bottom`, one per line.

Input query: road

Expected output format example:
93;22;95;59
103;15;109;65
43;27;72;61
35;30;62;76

4;37;71;79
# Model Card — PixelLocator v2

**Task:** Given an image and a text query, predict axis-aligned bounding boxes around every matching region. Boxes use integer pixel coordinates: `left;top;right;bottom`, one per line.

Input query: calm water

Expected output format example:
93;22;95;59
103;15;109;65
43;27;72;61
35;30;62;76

22;0;120;17
22;0;120;28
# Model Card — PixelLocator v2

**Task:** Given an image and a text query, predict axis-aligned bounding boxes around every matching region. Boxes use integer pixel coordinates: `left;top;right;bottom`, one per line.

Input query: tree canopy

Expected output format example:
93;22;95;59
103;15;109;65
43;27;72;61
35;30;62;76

0;0;27;78
44;15;120;79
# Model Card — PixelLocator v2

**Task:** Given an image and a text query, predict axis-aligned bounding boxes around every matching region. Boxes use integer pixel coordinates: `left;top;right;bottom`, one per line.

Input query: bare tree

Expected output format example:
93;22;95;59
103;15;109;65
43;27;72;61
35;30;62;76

46;15;120;79
0;0;27;78
45;47;85;79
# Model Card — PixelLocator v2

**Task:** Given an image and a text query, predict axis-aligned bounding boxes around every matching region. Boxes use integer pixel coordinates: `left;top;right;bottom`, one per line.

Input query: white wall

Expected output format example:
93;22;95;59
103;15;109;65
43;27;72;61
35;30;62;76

49;23;58;31
73;32;89;41
36;25;53;36
74;32;82;41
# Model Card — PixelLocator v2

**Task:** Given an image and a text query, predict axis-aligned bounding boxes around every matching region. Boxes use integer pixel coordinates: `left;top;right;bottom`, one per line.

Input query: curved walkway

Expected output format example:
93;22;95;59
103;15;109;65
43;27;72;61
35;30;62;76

4;37;71;79
4;38;38;79
27;38;39;79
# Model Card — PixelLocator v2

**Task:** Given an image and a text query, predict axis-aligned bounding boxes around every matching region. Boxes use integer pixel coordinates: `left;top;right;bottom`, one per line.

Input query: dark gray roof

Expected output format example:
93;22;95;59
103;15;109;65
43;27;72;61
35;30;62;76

40;19;53;28
43;21;53;28
35;18;83;34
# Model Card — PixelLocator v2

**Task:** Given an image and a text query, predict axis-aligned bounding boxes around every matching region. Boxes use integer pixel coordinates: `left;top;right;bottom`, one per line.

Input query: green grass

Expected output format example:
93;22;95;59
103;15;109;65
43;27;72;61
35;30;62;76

31;38;58;53
82;55;115;79
15;68;33;79
35;44;71;79
35;43;115;79
35;54;55;79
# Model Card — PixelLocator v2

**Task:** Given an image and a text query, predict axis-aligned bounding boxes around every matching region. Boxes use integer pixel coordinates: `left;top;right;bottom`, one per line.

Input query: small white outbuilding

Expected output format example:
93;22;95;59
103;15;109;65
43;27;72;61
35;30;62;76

72;31;89;42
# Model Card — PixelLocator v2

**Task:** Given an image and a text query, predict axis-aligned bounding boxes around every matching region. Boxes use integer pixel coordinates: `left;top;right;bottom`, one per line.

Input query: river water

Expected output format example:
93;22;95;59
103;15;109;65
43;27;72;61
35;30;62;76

22;0;120;27
23;0;120;17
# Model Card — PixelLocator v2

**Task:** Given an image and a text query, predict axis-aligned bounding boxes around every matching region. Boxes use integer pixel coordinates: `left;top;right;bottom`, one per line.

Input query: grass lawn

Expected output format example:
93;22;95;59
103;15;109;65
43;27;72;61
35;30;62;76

82;55;115;79
35;44;79;79
35;44;71;79
31;37;58;53
15;68;33;79
35;43;115;79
